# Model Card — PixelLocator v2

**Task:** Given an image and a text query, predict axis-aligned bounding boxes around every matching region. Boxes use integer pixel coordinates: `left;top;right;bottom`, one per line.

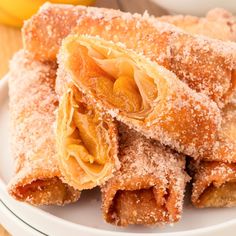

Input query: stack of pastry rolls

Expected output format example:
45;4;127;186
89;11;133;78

162;8;236;208
7;2;236;227
161;8;236;208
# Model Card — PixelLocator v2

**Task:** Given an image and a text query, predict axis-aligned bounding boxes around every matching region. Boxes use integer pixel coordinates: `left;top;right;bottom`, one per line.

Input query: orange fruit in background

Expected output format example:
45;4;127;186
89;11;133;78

0;0;95;27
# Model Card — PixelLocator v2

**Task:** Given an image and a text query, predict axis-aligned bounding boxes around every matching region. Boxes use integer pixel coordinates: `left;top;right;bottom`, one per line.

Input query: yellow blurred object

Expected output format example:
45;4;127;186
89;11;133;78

0;0;95;27
0;7;22;27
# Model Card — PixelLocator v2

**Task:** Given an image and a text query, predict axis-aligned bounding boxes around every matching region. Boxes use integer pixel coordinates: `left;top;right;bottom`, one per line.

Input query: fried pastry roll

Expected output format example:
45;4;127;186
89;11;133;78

191;100;236;207
159;8;236;42
191;161;236;208
101;124;188;226
160;10;236;163
7;50;80;205
23;3;236;106
55;76;119;190
58;34;220;159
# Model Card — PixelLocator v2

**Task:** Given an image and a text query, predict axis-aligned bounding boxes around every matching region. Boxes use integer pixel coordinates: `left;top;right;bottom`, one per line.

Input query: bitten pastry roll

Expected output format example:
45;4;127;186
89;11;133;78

191;161;236;207
55;73;119;190
7;50;80;205
101;124;188;226
58;34;220;159
23;3;236;106
159;8;236;42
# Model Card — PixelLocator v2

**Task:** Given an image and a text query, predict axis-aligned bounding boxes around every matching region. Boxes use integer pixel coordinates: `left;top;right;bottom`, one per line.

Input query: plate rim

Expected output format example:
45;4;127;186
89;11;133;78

1;75;236;236
0;198;45;236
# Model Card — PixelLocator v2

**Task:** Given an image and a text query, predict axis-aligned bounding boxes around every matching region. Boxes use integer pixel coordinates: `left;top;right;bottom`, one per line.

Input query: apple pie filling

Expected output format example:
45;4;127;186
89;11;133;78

67;39;158;118
57;86;116;189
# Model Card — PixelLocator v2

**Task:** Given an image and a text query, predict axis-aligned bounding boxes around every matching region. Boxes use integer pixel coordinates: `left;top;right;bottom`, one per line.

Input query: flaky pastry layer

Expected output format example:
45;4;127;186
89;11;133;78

56;83;119;190
58;34;221;159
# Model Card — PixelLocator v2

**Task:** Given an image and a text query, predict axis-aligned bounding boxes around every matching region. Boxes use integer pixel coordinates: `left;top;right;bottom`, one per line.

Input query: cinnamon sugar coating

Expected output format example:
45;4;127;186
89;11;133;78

58;34;221;159
8;50;80;205
101;124;188;226
23;3;236;106
189;95;236;207
203;101;236;163
190;161;236;207
8;2;236;217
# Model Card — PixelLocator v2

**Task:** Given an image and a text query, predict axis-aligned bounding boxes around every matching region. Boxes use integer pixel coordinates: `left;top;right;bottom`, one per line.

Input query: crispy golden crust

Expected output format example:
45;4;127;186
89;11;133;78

191;161;236;207
190;99;236;207
58;34;221;159
23;3;236;106
171;10;236;207
159;8;236;42
7;50;80;205
203;101;236;163
101;124;188;226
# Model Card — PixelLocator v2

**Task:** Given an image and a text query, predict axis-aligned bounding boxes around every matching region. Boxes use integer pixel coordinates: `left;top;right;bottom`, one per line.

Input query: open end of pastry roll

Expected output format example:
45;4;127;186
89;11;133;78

59;34;220;158
56;85;119;190
112;188;167;225
102;124;188;226
23;3;236;107
198;182;236;207
9;177;79;206
104;177;181;226
191;161;236;208
64;36;158;118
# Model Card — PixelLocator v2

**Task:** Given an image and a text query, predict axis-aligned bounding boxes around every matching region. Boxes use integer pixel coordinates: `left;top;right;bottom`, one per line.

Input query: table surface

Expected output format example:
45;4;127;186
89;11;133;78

0;1;166;235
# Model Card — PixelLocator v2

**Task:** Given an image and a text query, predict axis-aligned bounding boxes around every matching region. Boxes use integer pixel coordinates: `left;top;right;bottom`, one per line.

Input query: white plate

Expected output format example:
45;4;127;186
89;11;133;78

0;75;236;236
